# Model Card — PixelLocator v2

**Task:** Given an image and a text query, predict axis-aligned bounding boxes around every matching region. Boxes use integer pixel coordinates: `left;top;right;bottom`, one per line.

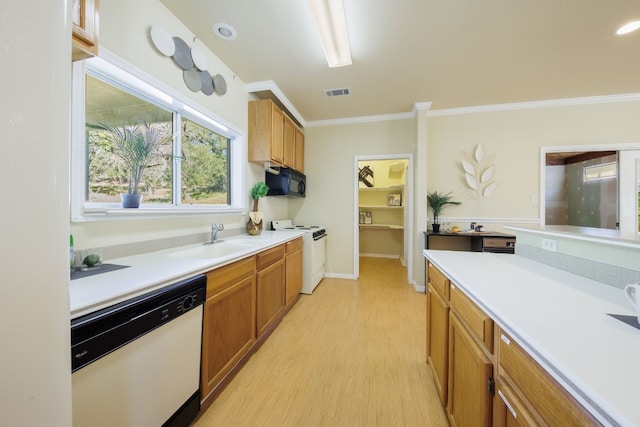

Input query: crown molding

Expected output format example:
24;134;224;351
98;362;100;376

245;80;306;127
428;93;640;117
305;111;415;128
245;85;640;128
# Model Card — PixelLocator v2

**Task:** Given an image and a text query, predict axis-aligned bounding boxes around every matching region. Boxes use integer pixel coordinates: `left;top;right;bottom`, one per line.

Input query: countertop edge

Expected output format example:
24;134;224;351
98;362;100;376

70;232;304;319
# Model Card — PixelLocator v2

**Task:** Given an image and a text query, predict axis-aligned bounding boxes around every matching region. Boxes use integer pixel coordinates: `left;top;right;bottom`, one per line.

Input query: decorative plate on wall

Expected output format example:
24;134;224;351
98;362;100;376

213;74;227;95
150;25;175;56
149;27;227;97
190;45;208;71
183;67;202;92
172;37;194;70
199;70;214;95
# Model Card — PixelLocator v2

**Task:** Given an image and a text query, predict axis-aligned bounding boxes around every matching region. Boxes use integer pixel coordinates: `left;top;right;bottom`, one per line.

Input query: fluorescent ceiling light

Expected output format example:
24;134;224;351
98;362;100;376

308;0;352;67
616;20;640;35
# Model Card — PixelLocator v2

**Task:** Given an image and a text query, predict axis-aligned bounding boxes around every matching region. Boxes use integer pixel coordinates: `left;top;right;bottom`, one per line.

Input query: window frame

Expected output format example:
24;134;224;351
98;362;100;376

583;161;617;183
71;50;245;222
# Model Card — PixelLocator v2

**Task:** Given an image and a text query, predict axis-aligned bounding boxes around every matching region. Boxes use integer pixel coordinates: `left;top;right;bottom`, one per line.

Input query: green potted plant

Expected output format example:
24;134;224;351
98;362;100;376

91;122;171;208
248;182;269;235
427;191;461;233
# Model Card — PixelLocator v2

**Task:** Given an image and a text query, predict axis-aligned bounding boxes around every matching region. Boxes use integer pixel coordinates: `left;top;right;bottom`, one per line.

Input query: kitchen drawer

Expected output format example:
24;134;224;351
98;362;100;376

498;330;601;427
428;263;450;300
206;256;256;298
285;237;302;253
495;379;539;427
450;284;493;353
257;244;285;271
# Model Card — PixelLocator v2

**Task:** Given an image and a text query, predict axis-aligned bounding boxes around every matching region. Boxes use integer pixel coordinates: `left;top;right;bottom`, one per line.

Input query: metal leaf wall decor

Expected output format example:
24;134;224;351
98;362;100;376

461;144;498;211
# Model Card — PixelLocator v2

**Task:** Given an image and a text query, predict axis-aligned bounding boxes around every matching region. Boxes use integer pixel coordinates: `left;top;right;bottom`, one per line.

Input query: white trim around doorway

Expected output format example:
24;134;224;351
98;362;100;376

353;154;414;284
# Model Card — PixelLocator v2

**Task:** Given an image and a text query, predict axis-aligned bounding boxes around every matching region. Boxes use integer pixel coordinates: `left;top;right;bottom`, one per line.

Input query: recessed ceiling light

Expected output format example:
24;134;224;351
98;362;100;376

213;23;237;41
616;20;640;36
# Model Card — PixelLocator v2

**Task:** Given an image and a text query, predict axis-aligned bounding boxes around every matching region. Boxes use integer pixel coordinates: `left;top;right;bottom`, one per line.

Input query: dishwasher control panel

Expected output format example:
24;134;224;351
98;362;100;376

71;274;206;372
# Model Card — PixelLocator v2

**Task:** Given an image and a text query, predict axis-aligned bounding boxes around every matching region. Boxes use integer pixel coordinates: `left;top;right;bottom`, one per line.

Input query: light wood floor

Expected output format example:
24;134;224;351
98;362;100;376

193;257;448;427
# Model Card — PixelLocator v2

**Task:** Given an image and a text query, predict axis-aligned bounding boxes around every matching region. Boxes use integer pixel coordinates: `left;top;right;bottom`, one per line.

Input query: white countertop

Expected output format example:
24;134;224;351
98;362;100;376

423;250;639;427
70;231;304;319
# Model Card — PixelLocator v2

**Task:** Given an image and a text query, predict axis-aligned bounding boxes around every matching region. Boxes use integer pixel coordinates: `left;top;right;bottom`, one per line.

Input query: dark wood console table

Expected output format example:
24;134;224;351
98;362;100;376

424;230;516;254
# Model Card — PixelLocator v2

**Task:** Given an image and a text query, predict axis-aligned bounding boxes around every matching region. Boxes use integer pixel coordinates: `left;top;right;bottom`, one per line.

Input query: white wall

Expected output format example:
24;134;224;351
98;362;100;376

297;99;640;288
71;0;289;251
290;119;416;277
427;100;640;230
0;1;72;425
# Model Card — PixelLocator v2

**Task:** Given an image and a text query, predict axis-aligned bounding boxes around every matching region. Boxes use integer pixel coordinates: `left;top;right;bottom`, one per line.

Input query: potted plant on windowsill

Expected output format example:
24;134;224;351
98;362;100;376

427;191;461;233
248;182;269;235
92;122;171;208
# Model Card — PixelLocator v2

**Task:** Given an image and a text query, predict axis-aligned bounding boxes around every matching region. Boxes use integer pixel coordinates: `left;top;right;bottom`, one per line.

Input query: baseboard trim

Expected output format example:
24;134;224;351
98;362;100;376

413;284;426;293
359;253;401;259
324;273;355;280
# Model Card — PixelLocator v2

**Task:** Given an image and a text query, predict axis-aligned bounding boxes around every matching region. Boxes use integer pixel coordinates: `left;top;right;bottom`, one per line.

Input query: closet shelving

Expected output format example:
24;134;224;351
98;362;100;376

358;185;404;230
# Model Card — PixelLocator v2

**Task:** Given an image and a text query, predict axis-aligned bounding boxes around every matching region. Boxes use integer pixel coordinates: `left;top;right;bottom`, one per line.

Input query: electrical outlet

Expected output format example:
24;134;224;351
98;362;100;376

541;238;557;252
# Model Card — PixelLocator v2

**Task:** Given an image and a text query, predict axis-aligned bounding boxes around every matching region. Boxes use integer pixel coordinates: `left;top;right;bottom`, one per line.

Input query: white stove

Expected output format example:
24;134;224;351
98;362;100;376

272;219;327;294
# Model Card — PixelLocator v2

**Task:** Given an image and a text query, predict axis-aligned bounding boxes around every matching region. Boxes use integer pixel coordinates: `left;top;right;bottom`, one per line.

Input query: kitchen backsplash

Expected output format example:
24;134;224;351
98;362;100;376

516;243;640;289
73;228;244;265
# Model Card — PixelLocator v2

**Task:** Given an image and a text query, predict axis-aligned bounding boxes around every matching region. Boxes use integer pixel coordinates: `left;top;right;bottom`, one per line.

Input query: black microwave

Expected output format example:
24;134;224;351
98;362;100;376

265;167;306;197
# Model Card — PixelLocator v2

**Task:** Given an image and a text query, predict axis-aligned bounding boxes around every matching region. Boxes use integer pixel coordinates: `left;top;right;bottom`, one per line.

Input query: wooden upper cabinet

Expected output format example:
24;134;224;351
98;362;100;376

294;126;304;173
270;104;284;164
283;115;295;169
248;99;304;172
72;0;99;61
249;99;283;165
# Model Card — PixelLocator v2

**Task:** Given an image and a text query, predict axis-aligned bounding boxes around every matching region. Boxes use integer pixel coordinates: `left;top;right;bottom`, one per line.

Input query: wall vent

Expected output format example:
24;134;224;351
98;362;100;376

324;87;351;97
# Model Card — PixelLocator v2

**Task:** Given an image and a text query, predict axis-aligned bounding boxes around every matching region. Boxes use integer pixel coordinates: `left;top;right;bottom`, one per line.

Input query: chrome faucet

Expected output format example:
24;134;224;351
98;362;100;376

210;223;224;244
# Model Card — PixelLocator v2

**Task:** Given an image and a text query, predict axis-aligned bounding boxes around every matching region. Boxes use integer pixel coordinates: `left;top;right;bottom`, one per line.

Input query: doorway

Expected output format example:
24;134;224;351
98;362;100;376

353;154;414;283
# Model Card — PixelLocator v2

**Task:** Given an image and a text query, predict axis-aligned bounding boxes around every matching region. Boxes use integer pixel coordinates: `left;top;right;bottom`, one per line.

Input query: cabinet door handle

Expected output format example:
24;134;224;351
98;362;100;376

498;389;517;419
501;333;511;345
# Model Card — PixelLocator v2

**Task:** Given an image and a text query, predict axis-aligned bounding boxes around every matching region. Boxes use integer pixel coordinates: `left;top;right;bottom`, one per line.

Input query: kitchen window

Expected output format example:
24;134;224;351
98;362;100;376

71;51;244;220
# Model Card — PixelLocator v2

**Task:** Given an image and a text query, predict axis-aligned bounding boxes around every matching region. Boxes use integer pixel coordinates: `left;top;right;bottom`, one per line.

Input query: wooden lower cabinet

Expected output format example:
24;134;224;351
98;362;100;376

494;380;538;427
426;284;449;405
285;237;303;306
201;257;256;402
426;262;601;427
200;240;302;407
447;312;493;427
256;245;286;337
498;329;601;426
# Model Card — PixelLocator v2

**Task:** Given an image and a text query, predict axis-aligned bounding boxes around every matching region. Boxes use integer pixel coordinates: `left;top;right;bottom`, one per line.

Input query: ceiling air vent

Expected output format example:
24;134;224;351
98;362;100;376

324;87;350;97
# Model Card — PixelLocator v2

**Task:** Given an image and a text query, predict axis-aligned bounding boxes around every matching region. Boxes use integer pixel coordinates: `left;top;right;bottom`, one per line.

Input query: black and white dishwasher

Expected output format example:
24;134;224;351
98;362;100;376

71;274;206;427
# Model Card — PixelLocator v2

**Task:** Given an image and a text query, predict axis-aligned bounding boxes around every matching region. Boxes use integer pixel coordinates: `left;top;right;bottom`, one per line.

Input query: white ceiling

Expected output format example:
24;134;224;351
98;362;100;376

160;0;640;123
